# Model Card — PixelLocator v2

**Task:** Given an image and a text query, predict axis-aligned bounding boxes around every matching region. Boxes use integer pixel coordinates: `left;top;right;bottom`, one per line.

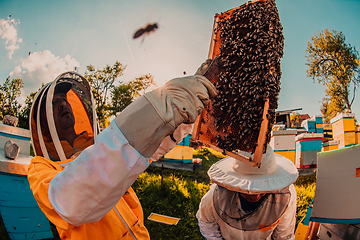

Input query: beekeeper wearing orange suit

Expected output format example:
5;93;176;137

27;60;216;239
196;146;299;240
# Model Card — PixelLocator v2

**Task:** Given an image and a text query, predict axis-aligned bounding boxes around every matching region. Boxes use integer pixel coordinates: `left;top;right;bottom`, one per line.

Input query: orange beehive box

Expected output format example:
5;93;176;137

191;0;284;167
331;113;356;148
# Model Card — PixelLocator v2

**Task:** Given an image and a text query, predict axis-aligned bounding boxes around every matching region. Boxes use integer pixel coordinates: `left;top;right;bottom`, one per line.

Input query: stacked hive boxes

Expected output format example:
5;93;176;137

322;140;340;152
301;119;316;133
356;127;360;145
302;116;324;134
330;113;356;148
312;115;324;134
323;123;333;141
269;129;297;163
295;133;323;168
164;134;193;164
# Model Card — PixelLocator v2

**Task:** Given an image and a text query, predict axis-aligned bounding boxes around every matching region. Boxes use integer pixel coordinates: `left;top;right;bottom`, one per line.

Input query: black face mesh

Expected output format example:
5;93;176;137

193;0;283;155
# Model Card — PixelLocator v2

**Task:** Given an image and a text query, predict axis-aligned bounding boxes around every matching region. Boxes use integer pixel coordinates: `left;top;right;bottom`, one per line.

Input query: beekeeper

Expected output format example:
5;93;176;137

196;146;298;240
27;60;217;240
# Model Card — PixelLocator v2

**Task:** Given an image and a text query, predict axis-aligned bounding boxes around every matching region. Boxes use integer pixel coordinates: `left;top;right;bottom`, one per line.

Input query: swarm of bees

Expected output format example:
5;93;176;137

194;0;284;155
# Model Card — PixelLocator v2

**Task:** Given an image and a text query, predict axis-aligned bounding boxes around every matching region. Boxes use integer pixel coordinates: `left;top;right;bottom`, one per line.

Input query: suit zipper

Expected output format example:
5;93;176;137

114;207;137;239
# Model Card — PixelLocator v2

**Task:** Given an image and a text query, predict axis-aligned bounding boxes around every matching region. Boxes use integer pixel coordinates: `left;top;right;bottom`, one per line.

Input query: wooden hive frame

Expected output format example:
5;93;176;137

191;0;282;167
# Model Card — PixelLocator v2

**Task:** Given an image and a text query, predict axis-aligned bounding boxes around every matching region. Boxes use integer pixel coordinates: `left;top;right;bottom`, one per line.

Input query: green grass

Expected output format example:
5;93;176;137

135;147;316;239
294;175;316;226
0;147;315;239
132;172;209;239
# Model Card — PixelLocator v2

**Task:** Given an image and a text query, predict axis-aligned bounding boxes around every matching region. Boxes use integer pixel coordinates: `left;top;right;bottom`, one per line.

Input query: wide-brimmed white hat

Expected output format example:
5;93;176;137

208;146;298;194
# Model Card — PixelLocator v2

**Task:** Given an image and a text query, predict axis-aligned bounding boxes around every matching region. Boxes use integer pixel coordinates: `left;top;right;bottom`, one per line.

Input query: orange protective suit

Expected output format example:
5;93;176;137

28;156;150;239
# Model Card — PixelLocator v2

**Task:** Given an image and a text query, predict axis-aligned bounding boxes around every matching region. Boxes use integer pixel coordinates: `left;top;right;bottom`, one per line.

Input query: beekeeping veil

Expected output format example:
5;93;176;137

209;146;298;230
30;72;99;161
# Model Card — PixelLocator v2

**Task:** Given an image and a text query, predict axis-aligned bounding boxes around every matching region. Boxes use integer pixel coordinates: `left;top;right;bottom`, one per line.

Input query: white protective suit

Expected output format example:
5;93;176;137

196;183;297;240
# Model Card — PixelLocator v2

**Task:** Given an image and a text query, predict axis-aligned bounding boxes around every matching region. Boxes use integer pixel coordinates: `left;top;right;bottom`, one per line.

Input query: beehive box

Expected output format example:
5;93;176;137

311;115;324;134
191;0;284;167
331;113;356;148
270;129;296;163
310;144;360;224
356;127;360;145
295;151;318;168
301;119;316;133
0;123;31;155
164;145;193;164
317;223;360;240
322;140;340;152
295;133;323;168
334;132;356;148
295;133;323;151
178;134;191;147
323;123;333;141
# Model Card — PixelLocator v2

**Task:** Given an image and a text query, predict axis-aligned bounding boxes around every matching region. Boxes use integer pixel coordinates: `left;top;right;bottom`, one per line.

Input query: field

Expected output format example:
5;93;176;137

133;147;316;239
0;148;316;239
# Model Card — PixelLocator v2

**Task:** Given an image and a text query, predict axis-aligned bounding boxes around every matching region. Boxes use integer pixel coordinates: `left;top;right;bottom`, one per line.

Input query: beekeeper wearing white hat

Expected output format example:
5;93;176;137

196;146;298;240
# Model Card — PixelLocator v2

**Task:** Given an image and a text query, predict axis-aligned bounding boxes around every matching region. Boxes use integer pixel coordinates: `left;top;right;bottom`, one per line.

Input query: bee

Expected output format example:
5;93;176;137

133;23;158;39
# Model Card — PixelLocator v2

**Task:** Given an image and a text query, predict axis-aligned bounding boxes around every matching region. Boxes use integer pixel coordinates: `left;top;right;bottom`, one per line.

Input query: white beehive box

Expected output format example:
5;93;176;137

311;144;360;223
0;123;31;155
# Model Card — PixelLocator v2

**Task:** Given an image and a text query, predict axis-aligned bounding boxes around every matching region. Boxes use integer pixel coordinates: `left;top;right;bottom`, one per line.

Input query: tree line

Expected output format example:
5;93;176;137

3;28;359;130
1;61;156;130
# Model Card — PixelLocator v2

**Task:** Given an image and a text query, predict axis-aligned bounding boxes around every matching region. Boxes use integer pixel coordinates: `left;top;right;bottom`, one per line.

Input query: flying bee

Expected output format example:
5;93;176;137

133;23;158;39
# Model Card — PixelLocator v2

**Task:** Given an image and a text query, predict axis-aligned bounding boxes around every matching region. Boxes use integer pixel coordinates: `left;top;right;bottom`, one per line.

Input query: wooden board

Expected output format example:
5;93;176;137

191;0;283;167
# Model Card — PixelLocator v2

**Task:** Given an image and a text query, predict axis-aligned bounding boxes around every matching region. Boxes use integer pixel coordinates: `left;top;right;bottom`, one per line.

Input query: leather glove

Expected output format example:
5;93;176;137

115;60;217;158
195;58;212;75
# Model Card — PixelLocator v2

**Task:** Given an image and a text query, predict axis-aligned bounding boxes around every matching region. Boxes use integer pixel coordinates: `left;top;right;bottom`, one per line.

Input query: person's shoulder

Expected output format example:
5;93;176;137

288;184;296;194
30;156;70;171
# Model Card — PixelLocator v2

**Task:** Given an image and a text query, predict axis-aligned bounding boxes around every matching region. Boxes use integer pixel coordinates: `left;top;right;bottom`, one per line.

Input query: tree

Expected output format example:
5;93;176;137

0;76;24;119
84;61;126;128
111;74;156;115
290;112;301;128
306;29;360;121
18;91;37;129
320;86;346;121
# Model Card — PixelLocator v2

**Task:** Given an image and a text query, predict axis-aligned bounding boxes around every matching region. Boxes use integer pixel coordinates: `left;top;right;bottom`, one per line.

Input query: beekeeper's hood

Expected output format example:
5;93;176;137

208;146;298;194
30;71;99;161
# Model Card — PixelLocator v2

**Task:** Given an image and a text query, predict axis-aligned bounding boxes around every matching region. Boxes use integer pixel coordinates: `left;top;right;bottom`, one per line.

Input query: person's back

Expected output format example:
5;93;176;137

196;146;298;240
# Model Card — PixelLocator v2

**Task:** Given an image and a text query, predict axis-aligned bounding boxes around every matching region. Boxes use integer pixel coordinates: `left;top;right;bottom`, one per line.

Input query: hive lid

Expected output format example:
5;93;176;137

330;113;355;124
295;133;324;141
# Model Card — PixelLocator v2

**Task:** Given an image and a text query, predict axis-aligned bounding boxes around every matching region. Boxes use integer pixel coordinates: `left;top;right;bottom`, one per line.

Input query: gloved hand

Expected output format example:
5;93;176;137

195;58;212;75
115;60;217;158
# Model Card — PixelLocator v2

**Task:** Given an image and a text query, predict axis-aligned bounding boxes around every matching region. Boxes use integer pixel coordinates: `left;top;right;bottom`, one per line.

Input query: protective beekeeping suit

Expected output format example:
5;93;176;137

28;60;216;240
196;146;298;240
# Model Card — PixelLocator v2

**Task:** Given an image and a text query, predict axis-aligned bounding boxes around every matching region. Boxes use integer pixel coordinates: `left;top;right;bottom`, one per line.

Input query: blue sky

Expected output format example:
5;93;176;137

0;0;359;120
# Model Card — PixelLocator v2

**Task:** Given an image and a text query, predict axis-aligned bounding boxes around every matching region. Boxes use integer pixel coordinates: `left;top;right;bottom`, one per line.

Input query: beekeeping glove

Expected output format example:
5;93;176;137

115;61;217;158
195;58;212;75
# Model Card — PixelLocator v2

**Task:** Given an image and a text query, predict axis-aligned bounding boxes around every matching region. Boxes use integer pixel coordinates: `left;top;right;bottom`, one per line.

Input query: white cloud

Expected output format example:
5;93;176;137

10;50;80;101
0;17;23;59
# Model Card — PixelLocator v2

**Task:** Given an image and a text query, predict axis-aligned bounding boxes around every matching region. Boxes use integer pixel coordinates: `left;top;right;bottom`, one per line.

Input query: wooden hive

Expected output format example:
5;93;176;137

192;0;284;167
